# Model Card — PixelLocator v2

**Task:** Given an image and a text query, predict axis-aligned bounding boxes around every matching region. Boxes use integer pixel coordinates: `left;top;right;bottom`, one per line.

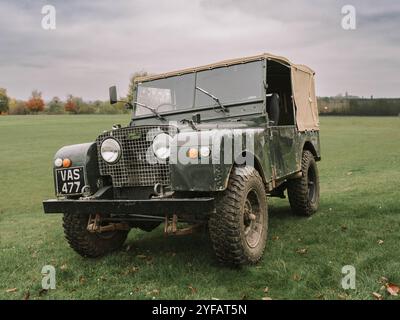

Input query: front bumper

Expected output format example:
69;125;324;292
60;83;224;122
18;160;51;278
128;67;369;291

43;198;215;216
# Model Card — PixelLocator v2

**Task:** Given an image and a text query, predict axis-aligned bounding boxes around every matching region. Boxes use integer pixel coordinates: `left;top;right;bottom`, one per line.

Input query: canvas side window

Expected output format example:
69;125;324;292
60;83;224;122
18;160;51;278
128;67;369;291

266;61;295;126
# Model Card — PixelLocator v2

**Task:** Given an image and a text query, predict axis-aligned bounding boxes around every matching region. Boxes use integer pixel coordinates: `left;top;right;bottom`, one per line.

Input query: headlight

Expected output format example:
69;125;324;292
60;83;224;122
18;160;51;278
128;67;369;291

152;133;173;160
54;158;63;167
199;146;211;158
101;138;121;163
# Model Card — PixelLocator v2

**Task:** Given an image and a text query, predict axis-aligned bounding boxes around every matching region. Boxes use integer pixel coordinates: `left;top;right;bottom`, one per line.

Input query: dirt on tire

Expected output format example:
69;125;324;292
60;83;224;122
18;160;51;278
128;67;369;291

63;213;128;258
209;166;268;266
287;150;320;216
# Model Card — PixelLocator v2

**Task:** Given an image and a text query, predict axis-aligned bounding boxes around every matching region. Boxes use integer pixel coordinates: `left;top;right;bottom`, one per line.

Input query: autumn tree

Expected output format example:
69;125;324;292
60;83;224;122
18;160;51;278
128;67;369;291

26;90;45;113
0;88;9;114
8;98;27;115
64;94;78;113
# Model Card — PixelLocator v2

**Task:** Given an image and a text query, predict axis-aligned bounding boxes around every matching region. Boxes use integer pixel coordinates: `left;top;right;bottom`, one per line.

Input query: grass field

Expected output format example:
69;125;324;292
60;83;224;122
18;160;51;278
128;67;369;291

0;115;399;300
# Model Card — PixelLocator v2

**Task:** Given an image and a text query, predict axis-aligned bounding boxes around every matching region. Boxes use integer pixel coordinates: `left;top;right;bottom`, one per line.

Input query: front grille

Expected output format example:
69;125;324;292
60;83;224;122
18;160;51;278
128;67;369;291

96;125;178;187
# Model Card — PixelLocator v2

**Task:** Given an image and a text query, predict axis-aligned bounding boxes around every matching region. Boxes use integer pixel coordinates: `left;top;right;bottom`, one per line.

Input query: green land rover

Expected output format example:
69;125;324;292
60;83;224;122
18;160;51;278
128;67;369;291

43;53;321;266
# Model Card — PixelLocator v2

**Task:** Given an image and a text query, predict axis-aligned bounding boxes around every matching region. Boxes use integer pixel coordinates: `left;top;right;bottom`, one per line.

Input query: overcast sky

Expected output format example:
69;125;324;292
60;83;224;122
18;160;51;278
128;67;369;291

0;0;399;100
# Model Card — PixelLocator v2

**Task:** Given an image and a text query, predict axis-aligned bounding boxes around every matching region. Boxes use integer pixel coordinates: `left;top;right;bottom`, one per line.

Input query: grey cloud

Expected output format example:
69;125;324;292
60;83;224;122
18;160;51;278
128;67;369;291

0;0;399;100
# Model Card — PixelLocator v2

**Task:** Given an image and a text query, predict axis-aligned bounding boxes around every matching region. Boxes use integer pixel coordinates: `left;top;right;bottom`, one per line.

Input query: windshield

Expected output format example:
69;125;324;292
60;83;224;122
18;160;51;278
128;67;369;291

135;60;264;117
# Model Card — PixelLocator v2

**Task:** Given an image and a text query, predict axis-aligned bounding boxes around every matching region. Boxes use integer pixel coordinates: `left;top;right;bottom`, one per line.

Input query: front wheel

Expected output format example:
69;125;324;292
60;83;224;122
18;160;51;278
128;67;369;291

209;166;268;266
287;150;320;216
63;214;129;258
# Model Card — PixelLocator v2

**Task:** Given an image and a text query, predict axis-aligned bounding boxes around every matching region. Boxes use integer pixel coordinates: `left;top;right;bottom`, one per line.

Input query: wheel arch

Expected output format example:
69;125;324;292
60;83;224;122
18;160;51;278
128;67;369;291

302;140;321;161
223;150;267;189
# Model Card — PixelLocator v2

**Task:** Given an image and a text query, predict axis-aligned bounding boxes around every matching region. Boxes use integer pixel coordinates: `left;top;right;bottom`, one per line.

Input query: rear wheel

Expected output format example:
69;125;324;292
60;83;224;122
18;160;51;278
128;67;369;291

209;166;268;266
287;150;320;216
63;214;129;258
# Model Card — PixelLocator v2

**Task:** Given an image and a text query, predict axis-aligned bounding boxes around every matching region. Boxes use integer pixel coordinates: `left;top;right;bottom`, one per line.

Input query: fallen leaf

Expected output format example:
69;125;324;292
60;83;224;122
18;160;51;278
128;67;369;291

377;239;384;245
6;288;17;293
263;287;269;293
347;171;353;176
188;285;197;294
136;254;147;259
123;266;139;275
272;236;280;241
293;274;302;281
130;287;140;294
372;292;383;300
262;296;272;300
60;264;67;271
23;291;30;300
79;275;86;284
151;289;160;295
296;248;307;255
379;276;389;284
386;283;400;296
338;294;348;300
38;288;48;296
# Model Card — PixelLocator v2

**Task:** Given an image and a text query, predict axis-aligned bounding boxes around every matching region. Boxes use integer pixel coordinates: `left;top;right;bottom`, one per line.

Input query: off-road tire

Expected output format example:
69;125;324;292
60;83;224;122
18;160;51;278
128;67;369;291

287;150;320;216
209;166;268;266
63;213;129;258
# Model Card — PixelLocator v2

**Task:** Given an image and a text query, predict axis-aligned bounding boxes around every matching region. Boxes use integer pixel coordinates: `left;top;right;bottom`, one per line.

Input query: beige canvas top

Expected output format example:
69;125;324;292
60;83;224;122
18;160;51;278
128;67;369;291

135;53;319;131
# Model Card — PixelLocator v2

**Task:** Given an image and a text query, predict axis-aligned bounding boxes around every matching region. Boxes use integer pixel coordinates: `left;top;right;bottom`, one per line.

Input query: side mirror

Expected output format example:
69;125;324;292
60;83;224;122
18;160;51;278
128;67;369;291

109;86;118;105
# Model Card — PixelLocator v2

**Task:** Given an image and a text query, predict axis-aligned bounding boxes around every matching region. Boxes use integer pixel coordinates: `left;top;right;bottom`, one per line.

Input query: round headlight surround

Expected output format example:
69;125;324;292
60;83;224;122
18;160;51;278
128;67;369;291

101;138;121;164
152;133;173;160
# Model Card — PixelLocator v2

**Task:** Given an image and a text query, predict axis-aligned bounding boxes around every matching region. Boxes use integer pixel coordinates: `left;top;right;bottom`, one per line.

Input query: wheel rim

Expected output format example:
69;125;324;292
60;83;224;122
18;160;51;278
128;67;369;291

243;189;263;248
307;165;317;203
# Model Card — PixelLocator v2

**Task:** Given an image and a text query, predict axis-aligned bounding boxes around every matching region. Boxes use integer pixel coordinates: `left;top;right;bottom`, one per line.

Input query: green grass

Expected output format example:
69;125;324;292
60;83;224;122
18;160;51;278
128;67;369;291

0;115;399;300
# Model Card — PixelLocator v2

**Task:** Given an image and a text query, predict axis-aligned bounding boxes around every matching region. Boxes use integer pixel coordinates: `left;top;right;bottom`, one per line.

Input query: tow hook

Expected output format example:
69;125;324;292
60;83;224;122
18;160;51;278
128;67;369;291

87;214;129;233
153;183;164;196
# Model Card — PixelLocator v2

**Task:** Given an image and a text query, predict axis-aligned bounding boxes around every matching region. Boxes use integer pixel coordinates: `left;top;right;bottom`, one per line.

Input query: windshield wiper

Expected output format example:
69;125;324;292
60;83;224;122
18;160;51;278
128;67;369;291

195;86;228;113
133;101;166;120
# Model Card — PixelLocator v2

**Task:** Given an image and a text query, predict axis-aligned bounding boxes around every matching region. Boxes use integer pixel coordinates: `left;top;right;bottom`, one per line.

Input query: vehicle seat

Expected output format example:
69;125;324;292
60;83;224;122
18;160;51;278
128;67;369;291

266;93;280;125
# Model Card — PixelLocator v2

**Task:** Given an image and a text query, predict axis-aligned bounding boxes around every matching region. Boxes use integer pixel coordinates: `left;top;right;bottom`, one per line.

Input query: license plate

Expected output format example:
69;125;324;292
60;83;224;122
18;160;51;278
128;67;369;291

55;166;86;195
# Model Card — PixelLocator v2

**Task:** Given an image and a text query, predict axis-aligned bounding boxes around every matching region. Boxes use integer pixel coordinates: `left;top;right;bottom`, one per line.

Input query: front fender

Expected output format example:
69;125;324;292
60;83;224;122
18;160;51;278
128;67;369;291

53;142;100;196
170;128;266;192
170;130;228;191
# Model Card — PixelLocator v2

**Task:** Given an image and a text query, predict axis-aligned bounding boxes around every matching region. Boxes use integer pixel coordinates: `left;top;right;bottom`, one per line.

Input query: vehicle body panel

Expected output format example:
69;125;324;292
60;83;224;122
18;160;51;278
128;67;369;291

43;53;321;221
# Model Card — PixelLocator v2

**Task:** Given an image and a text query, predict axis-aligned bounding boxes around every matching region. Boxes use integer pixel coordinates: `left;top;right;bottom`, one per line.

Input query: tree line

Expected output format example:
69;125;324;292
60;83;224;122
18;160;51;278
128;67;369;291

0;71;148;115
1;73;399;116
318;97;400;116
